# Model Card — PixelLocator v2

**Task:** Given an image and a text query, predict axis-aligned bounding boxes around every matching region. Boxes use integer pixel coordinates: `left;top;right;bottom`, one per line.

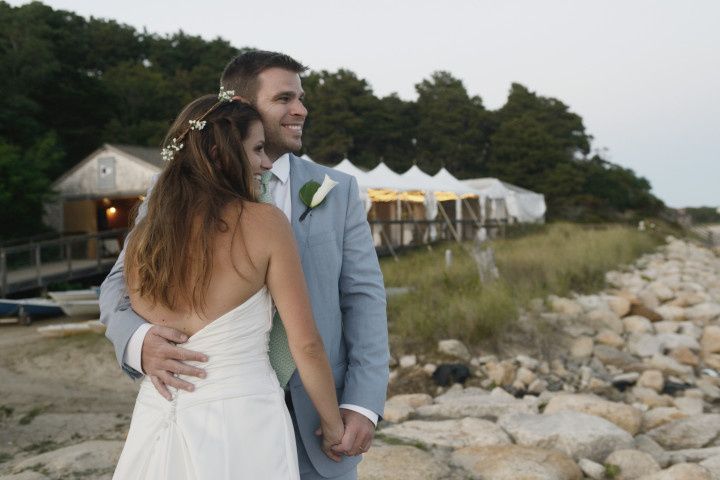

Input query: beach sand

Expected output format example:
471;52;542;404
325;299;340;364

0;318;139;470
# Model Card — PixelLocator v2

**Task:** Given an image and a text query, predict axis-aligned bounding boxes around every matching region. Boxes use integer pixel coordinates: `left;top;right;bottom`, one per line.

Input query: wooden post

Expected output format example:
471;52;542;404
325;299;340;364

0;250;6;297
96;233;102;271
66;240;72;274
34;243;42;286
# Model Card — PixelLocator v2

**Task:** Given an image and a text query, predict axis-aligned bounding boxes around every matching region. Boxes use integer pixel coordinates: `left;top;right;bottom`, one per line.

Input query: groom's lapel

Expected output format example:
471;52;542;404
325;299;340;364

289;154;312;256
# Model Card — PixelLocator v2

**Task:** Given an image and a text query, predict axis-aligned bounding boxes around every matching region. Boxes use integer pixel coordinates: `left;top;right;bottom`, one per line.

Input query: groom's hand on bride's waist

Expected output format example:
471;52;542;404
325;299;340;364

142;325;208;401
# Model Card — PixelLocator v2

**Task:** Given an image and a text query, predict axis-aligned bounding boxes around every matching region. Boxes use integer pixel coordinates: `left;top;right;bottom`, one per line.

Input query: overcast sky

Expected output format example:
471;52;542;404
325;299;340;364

10;0;719;208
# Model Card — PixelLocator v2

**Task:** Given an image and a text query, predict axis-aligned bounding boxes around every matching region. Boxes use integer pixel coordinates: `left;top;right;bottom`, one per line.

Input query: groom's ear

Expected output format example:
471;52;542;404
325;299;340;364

232;95;249;104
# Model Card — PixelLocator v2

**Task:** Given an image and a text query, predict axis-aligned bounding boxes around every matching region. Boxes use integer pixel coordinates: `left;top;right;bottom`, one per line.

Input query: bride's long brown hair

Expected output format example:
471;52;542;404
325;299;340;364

125;95;261;312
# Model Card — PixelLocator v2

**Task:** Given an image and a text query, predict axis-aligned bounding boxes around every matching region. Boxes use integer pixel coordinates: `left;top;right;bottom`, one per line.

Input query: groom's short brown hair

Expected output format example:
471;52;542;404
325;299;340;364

220;50;307;102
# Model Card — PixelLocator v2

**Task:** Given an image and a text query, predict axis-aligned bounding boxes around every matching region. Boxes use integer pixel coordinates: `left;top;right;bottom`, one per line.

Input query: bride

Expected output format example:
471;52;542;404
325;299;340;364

112;94;344;479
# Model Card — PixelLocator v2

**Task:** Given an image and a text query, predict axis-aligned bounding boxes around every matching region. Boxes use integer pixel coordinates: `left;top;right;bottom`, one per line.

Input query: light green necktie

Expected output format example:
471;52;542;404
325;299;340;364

259;171;296;387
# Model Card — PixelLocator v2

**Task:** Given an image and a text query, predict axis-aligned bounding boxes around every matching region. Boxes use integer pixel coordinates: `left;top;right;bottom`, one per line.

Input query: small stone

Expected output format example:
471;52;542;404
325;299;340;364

704;353;720;371
702;326;720;355
437;339;471;361
596;329;625;348
587;309;624;334
654;321;680;334
642;407;688;432
485;360;516;386
647;354;693;377
386;393;433;409
670;347;700;367
632;386;674;408
686;303;720;323
399;355;417;368
628;334;663;358
631;303;663;322
571;336;594;358
607;295;632;317
551;297;584;316
697;379;720;400
638;370;665;393
382;402;413;423
655;305;685;322
579;458;606;480
649;281;675;302
515;367;536;386
673;397;703;416
526;379;546;395
625;315;654;334
605;449;661;479
516;354;540;370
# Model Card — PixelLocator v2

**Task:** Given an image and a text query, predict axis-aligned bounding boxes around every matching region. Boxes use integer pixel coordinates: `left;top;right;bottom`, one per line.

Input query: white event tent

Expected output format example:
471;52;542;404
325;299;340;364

329;158;546;246
462;178;546;223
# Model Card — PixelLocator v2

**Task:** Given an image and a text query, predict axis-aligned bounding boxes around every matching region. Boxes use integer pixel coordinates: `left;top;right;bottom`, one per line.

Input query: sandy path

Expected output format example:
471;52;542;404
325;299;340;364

0;318;139;466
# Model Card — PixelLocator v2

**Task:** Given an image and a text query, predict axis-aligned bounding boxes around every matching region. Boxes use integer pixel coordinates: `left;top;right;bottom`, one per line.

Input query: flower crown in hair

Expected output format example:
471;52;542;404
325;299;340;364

160;86;236;162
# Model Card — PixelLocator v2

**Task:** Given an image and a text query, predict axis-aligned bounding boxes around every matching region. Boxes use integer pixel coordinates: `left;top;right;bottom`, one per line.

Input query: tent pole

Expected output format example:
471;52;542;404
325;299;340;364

455;197;462;240
437;201;461;243
462;198;483;227
380;228;399;262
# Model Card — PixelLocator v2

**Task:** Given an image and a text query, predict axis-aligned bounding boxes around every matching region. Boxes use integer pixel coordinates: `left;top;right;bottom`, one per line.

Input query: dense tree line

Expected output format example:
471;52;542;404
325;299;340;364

685;207;720;224
0;1;663;239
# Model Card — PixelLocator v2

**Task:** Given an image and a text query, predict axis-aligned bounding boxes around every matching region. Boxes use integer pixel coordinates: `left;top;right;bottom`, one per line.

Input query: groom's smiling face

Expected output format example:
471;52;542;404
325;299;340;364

254;67;307;161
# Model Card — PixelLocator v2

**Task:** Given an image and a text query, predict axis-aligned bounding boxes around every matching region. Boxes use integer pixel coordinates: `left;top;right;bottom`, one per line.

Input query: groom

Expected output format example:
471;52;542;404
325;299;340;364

99;50;389;479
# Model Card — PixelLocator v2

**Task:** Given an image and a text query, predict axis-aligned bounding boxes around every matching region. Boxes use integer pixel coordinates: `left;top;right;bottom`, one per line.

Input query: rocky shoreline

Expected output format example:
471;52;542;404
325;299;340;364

1;236;719;479
368;237;720;479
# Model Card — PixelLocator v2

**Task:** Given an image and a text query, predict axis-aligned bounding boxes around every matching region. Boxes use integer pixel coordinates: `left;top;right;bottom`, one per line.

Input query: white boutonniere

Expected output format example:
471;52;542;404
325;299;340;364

299;174;338;222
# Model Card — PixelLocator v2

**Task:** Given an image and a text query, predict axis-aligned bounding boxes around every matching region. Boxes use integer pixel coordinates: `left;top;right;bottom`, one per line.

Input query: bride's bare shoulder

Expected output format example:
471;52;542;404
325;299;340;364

237;201;292;238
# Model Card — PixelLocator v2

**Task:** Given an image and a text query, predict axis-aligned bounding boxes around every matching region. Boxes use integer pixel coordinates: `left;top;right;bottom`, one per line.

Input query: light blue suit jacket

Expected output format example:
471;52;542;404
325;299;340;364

99;154;389;477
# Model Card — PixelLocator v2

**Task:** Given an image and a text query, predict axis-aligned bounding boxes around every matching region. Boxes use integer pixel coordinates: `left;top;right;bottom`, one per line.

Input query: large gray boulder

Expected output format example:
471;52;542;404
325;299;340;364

451;444;582;480
646;414;720;450
358;444;453;480
543;393;642;435
379;417;511;449
416;387;538;420
498;411;634;462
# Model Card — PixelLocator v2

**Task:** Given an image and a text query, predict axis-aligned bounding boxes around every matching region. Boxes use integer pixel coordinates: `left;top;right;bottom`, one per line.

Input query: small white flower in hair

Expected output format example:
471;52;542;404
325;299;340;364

218;86;235;102
189;119;207;130
161;137;184;162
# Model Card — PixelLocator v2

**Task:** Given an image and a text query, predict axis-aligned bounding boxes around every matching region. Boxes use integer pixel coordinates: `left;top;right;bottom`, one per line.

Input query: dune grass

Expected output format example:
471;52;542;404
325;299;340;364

381;223;663;347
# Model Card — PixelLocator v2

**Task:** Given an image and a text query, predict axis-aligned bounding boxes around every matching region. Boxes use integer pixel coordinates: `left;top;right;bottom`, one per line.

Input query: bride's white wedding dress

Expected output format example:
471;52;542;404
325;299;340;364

113;286;300;479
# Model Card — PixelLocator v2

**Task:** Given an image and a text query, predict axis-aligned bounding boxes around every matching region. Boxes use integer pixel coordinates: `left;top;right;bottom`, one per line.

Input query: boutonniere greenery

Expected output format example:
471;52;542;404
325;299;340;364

299;174;338;222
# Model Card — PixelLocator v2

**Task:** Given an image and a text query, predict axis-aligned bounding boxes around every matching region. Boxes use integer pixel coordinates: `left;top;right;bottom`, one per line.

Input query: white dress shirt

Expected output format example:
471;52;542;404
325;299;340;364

124;153;377;425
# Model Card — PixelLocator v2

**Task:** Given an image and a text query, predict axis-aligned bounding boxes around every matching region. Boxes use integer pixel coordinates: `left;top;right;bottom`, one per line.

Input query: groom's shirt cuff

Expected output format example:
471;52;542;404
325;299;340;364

339;404;378;426
123;323;153;374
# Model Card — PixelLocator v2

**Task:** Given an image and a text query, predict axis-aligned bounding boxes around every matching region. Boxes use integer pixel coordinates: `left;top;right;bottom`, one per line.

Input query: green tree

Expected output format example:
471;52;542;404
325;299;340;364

414;71;491;177
0;134;62;239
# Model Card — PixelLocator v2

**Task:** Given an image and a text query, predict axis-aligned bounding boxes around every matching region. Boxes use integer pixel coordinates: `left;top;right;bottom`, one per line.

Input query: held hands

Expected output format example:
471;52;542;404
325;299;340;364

315;408;375;461
316;419;345;462
142;325;208;401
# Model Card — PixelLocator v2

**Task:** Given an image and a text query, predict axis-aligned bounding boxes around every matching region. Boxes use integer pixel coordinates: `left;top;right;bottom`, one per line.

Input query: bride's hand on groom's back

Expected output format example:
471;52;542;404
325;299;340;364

142;325;208;401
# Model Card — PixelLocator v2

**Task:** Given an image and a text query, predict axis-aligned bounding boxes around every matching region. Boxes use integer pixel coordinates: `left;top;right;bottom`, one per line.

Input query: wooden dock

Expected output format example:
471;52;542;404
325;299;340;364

0;229;126;297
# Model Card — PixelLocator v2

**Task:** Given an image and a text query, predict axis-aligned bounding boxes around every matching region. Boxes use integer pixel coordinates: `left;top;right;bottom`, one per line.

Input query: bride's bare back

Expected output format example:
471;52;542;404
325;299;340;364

129;201;278;337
